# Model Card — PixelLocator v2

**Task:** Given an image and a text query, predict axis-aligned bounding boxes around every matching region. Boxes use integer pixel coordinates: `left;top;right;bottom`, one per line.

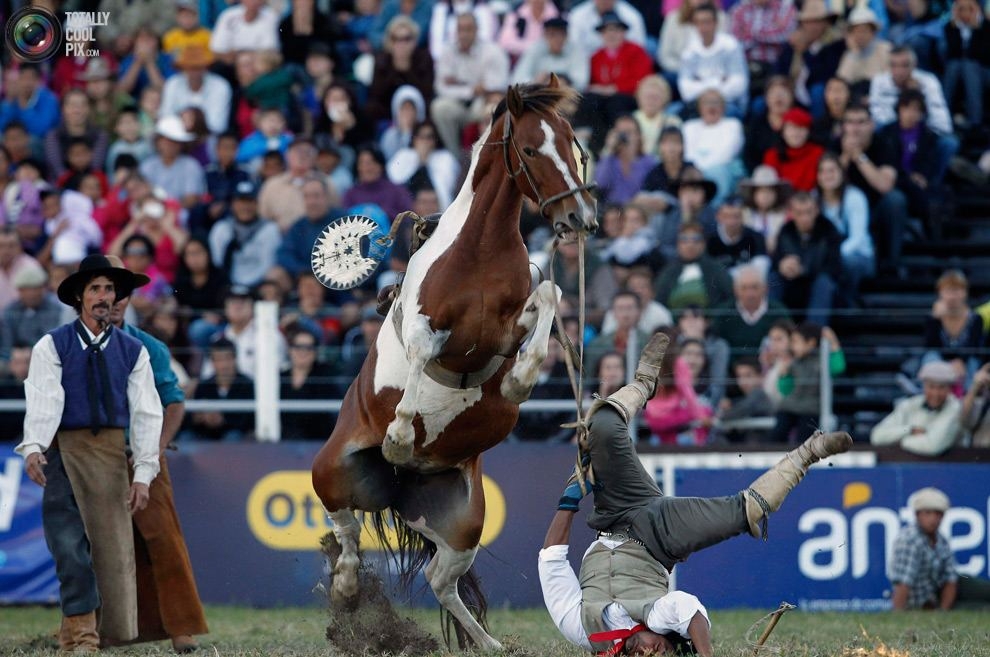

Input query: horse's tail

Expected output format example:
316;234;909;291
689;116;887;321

369;509;489;650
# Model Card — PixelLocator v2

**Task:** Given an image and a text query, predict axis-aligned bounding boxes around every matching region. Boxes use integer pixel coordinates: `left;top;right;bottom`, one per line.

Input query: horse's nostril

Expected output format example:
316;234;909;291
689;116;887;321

567;212;580;227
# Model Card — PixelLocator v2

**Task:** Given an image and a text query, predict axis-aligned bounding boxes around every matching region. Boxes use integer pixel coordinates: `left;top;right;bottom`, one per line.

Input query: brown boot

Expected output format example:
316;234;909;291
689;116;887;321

744;431;853;539
60;612;99;653
171;634;199;653
595;332;670;422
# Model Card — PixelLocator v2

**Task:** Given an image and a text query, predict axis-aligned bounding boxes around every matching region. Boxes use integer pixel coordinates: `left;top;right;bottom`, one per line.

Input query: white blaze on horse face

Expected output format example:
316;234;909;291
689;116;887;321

538;119;594;223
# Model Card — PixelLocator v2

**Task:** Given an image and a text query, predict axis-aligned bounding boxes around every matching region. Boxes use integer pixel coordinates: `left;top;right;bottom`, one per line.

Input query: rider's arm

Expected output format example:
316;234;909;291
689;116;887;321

538;510;593;650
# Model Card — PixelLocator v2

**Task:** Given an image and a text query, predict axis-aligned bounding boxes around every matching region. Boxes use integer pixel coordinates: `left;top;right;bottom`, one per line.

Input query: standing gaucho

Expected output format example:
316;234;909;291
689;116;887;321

17;254;163;653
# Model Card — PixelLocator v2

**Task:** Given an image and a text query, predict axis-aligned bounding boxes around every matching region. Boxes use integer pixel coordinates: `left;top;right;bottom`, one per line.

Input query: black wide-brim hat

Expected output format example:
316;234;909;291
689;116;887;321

57;254;150;307
670;176;718;203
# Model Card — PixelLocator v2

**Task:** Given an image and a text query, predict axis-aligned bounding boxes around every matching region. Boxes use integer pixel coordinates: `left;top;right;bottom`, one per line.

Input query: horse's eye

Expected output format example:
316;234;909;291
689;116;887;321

523;147;537;157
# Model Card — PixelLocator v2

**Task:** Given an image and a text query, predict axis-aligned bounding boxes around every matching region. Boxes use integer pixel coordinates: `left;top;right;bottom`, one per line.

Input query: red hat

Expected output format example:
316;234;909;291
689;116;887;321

589;624;648;656
782;107;813;129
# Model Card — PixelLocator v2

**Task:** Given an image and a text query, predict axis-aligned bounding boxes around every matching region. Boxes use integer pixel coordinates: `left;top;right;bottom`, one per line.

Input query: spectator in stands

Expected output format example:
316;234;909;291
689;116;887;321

891;0;943;73
498;0;560;62
644;331;714;444
199;285;288;379
739;165;790;255
716;356;774;443
763;107;824;192
5;161;49;257
815;152;875;299
656;222;734;311
871;360;962;455
137;86;162;141
633;127;691;219
712;263;790;360
106;109;153;173
174;237;228;321
836;6;892;95
259;138;337;233
593;351;626;402
837;102;909;273
81;59;133;136
569;0;648;58
367;18;435;128
632;76;682;157
120;234;173;320
923;269;986;389
768;321;823;443
771;192;841;325
281;272;350;345
877;89;942;234
208;181;282;289
430;12;509;155
658;0;728;77
3;122;43;168
0;265;59;359
279;0;334;66
730;0;796;92
706;197;769;278
160;45;232;135
276;177;344;279
943;0;990;132
116;27;173;98
574;11;654;154
658;167;719;261
546;239;619;328
187;337;255;440
811;76;852;149
344;146;414;222
44;89;110;181
235;108;293;173
387;120;461;209
598;204;660;271
0;64;60;139
586;290;651;375
140;116;207;211
55;140;109;197
163;0;212;57
601;267;674;334
775;0;844;116
369;0;433;51
341;306;385;377
682;89;745;202
209;0;281;65
280;326;338;440
595;116;659;207
0;343;29;439
676;307;729;407
197;133;251;233
869;46;952;136
888;488;958;610
678;3;749;117
428;0;499;61
510;18;589;93
760;318;795;407
107;173;187;283
38;188;103;270
98;0;176;51
961;361;990;447
743;76;795;173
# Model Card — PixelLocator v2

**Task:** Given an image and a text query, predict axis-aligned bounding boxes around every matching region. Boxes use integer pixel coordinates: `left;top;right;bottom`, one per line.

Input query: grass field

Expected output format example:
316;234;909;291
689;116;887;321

2;604;990;656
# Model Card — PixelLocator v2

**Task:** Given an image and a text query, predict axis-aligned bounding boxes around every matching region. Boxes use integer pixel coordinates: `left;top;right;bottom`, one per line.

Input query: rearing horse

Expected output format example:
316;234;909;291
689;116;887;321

312;77;597;650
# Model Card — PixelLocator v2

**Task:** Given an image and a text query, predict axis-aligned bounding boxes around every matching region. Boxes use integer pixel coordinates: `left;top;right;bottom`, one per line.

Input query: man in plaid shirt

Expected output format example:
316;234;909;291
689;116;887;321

730;0;797;76
888;487;958;609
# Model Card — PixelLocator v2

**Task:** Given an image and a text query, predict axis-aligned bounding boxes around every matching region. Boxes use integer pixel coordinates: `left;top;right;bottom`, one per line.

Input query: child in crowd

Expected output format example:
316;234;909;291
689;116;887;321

137;86;162;141
657;166;718;261
106;107;152;171
943;0;990;131
762;107;824;192
2;159;47;255
236;108;293;173
162;0;213;57
717;356;774;443
644;330;714;445
245;50;303;117
740;164;790;255
598;203;658;268
769;321;823;443
55;138;109;195
379;86;426;160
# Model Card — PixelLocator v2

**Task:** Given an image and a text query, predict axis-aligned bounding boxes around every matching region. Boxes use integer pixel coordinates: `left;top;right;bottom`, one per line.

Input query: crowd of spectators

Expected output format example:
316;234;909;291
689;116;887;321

1;0;990;446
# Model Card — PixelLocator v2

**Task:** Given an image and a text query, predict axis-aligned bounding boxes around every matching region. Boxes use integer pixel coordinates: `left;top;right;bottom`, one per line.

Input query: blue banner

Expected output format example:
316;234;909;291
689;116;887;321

2;441;988;611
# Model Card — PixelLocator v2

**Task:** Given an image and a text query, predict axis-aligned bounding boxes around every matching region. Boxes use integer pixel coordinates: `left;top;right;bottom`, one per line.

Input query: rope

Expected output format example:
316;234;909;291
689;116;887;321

548;232;593;495
744;601;796;656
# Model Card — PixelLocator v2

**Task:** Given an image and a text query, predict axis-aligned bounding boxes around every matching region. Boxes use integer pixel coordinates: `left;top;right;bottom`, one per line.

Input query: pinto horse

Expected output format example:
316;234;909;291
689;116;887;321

311;77;597;650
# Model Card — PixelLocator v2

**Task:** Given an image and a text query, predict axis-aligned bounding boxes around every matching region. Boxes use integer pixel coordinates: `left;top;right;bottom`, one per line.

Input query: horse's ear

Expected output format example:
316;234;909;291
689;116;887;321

506;85;524;118
548;72;560;89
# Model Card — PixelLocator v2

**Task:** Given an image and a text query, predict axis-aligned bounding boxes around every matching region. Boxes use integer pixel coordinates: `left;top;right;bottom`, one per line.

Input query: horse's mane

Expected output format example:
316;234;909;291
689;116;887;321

491;83;580;122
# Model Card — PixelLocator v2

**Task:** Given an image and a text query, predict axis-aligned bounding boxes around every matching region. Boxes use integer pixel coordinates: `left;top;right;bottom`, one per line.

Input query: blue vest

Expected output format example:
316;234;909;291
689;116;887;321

50;322;144;431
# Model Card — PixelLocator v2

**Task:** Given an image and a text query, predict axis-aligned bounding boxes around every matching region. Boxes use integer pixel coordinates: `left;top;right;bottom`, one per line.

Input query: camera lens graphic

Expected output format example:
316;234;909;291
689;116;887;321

5;7;63;62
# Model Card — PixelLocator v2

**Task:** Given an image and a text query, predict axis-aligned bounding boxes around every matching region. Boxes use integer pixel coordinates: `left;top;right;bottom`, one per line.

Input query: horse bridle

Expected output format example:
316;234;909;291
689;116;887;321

499;112;597;218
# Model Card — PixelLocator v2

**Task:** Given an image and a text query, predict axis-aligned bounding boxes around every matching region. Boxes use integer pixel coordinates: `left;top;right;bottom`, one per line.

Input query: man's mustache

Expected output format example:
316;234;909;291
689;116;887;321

93;303;110;310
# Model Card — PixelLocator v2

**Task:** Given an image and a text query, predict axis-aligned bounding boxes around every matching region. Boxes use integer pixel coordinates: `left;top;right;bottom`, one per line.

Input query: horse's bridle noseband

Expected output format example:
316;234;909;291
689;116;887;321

498;112;597;218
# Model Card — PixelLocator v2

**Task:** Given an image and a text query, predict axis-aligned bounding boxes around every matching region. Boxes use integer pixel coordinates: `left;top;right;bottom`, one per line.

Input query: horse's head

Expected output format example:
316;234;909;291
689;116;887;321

493;75;598;239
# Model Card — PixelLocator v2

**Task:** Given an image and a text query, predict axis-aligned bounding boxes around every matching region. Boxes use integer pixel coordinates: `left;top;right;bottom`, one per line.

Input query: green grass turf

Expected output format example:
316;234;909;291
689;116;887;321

2;605;989;656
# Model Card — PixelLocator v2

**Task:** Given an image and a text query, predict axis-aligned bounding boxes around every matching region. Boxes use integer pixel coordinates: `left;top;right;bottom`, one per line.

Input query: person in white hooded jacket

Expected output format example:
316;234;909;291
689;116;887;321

386;120;462;210
379;85;427;161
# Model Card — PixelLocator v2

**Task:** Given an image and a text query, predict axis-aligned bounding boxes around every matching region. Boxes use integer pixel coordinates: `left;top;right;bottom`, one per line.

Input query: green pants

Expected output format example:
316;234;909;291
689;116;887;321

586;406;749;572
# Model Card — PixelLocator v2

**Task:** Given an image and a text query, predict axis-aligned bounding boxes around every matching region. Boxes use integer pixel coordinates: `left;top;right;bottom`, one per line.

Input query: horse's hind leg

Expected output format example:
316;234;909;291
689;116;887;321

501;280;560;403
329;509;362;604
400;459;502;651
383;313;449;465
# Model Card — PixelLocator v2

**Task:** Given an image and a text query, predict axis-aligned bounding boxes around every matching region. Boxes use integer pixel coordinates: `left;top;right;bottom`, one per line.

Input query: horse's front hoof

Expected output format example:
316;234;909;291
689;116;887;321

382;431;414;465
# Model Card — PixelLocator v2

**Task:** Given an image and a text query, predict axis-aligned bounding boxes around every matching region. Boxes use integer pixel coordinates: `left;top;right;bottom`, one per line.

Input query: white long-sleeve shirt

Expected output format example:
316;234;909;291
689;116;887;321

209;4;280;54
538;542;709;651
16;325;163;486
683;117;744;170
434;38;510;101
677;32;749;104
870;394;961;456
160;72;232;135
869;70;952;135
567;0;647;59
